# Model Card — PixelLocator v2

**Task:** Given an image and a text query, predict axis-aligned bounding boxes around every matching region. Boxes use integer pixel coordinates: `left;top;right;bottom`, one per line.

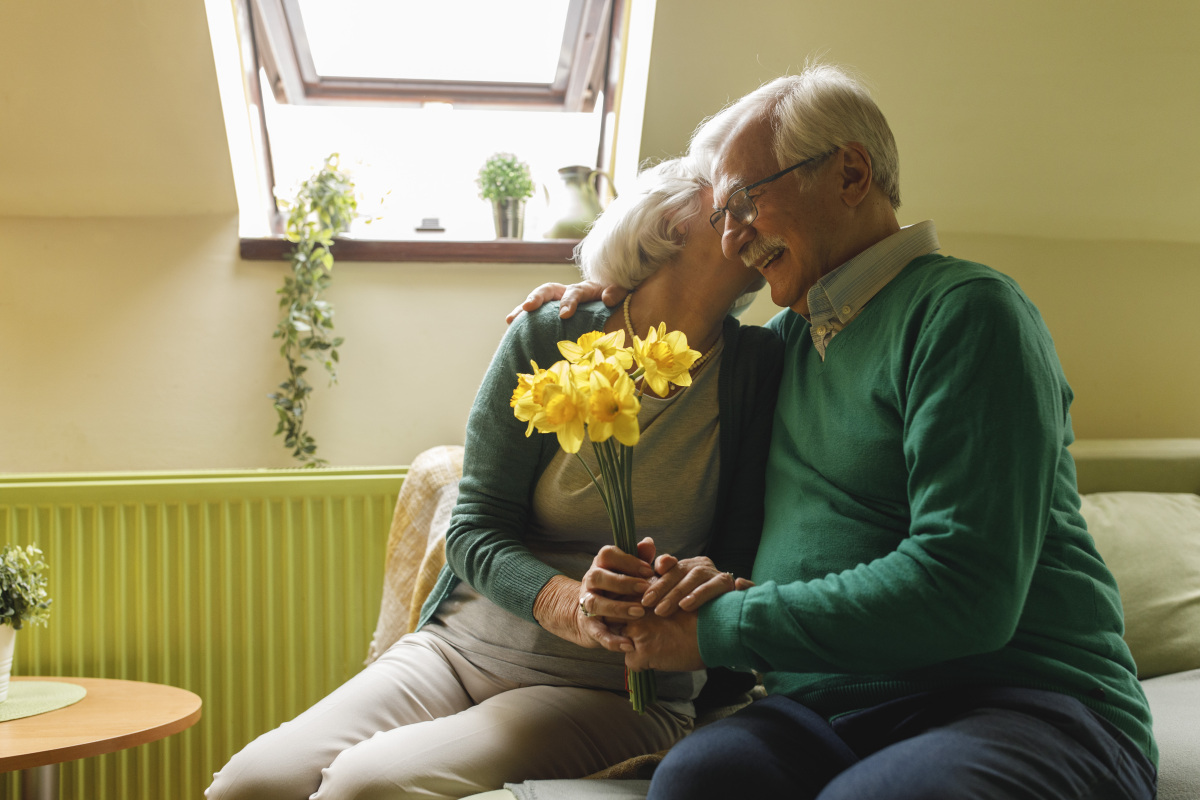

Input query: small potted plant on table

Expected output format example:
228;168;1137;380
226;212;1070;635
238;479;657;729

0;543;52;702
477;152;534;239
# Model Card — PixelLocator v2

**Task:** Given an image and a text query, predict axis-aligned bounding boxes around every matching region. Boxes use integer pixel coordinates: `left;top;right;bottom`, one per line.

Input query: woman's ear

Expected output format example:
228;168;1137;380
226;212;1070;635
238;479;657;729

839;143;873;208
668;217;690;246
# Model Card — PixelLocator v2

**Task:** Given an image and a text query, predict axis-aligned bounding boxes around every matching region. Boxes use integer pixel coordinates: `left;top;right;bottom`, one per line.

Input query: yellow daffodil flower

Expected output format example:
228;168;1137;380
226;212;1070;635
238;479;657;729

632;323;701;398
557;330;634;369
567;358;596;388
589;359;626;389
512;361;561;436
586;369;641;446
534;378;587;453
511;368;537;413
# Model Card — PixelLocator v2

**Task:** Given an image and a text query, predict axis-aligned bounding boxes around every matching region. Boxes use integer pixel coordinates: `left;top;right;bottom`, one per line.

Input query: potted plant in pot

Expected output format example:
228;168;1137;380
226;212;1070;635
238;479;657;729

0;543;52;702
477;152;534;239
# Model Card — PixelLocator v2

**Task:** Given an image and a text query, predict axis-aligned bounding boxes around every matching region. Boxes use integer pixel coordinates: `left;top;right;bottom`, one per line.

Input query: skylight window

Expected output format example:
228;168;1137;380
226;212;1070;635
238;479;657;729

253;0;612;111
299;0;570;85
219;0;634;249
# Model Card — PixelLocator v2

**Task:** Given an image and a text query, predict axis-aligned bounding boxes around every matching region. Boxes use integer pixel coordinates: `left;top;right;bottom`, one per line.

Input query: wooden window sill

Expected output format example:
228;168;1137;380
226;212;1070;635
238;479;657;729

240;237;581;264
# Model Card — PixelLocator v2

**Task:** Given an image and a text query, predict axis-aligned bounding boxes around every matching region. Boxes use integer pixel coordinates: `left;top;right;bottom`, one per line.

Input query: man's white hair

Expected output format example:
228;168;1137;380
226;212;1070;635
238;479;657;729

690;63;901;210
574;157;706;289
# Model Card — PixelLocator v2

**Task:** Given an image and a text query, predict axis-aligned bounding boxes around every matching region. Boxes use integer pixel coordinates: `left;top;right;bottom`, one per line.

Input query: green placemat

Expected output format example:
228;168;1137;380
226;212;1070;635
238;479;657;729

0;681;88;722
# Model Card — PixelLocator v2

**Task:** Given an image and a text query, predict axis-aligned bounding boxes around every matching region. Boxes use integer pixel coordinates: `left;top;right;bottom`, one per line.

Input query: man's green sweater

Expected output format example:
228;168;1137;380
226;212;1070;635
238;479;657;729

698;254;1157;763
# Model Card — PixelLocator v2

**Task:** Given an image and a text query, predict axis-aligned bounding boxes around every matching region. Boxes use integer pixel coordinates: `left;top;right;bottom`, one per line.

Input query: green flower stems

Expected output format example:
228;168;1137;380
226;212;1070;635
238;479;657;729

593;438;657;713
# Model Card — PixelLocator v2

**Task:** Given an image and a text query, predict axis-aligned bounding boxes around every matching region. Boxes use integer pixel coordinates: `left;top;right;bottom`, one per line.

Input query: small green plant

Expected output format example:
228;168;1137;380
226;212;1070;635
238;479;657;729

269;154;359;467
0;544;51;630
476;152;535;202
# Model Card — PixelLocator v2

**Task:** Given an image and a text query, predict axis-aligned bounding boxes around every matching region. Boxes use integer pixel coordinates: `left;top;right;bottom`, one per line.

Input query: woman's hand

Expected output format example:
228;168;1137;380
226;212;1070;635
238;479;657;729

643;555;755;617
532;538;662;653
533;574;634;653
579;543;656;622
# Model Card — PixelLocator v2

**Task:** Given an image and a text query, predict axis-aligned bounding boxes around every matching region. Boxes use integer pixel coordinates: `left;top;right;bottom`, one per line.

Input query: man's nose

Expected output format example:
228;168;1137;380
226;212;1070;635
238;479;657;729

720;215;755;264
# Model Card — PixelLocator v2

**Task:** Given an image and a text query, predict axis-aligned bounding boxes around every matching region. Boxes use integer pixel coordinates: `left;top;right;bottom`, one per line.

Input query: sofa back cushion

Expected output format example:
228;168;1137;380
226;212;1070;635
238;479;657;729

1079;492;1200;679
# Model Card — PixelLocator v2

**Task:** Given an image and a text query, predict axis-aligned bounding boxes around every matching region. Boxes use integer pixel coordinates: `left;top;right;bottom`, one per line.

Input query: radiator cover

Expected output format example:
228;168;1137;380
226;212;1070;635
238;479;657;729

0;467;404;798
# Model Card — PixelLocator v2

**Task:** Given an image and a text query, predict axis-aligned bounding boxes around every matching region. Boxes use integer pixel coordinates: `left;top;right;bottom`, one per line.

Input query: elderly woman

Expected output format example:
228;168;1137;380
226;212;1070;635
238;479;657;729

206;158;781;800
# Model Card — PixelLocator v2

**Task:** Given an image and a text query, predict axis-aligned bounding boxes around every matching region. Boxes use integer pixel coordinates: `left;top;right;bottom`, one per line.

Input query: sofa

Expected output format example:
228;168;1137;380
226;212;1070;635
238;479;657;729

370;439;1200;799
1071;439;1200;800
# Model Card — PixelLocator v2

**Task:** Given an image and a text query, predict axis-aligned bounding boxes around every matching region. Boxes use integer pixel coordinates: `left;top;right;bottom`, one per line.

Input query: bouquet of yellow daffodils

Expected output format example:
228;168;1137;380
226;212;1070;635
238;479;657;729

511;324;702;712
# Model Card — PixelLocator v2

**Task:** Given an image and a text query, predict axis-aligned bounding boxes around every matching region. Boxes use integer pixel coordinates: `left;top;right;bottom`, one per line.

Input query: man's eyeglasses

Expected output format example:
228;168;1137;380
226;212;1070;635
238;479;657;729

709;150;834;231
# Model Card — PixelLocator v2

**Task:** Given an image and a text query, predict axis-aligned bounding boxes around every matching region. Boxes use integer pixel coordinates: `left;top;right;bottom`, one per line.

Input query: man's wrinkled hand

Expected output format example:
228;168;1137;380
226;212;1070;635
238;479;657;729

506;283;570;324
623;607;704;672
504;280;625;324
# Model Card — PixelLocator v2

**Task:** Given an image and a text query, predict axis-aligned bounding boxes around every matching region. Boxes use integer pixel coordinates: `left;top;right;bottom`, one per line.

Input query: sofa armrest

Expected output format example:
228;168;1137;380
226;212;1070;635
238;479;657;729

365;445;464;664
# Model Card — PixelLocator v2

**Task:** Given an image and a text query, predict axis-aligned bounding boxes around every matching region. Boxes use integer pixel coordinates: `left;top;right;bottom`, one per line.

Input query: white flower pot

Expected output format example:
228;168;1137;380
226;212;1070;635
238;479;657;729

0;624;15;703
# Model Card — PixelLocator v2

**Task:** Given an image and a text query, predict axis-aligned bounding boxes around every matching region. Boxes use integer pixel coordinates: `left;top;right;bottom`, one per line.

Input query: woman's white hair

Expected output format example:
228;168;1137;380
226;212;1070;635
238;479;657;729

574;157;706;290
689;62;901;210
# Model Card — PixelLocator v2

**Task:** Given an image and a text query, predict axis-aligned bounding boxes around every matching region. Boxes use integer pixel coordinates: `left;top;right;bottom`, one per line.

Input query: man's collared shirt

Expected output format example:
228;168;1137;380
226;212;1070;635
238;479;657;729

806;220;940;359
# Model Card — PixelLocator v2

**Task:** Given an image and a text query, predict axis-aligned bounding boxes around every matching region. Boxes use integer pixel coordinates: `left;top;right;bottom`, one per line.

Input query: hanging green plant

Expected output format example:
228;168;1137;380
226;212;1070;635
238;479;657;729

269;154;359;467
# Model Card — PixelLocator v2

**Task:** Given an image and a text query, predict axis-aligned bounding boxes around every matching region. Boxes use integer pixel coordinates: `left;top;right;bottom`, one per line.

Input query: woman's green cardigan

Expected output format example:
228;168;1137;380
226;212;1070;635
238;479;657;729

416;301;783;630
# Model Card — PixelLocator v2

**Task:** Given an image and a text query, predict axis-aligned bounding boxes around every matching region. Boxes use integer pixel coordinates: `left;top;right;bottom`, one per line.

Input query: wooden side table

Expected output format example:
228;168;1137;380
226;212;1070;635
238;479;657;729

0;676;202;800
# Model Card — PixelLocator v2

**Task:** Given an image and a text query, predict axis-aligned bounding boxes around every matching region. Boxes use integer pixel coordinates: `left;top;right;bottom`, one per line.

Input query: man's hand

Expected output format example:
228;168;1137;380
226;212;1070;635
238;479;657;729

623;607;705;672
505;280;627;324
643;555;741;616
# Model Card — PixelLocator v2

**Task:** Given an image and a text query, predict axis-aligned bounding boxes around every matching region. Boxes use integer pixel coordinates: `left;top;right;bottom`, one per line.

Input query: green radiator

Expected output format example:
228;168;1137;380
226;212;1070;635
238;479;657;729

0;467;405;798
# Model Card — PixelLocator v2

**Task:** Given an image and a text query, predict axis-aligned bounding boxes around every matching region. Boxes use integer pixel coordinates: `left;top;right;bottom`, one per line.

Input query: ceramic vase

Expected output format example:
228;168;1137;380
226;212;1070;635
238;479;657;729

0;624;14;703
543;165;612;239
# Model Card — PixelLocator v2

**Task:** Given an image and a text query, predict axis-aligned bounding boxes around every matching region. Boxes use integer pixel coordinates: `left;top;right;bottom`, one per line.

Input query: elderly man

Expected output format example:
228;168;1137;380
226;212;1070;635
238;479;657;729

511;64;1156;800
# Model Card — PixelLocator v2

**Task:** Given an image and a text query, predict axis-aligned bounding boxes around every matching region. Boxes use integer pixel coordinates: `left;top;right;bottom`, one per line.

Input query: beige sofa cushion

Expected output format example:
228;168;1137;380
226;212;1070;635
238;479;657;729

1079;492;1200;679
1140;668;1200;800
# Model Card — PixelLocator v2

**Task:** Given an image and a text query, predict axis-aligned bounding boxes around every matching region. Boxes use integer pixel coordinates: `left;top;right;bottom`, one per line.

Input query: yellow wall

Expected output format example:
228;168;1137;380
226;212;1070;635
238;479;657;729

2;0;1197;474
640;0;1199;244
1;214;578;472
735;234;1200;439
926;234;1200;439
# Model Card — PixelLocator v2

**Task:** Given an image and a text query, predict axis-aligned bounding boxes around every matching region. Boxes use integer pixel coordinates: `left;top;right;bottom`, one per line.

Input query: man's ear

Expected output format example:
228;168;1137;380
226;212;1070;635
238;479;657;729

839;143;873;208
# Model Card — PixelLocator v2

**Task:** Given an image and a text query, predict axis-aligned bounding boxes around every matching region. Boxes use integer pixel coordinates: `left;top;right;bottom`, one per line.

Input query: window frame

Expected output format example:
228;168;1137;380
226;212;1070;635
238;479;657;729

251;0;613;112
236;0;624;261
